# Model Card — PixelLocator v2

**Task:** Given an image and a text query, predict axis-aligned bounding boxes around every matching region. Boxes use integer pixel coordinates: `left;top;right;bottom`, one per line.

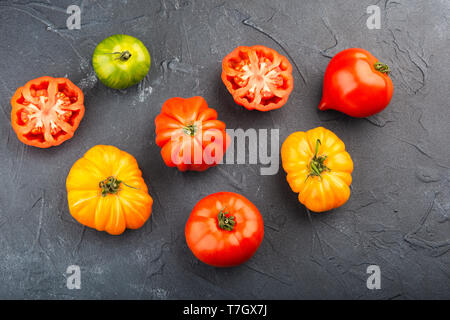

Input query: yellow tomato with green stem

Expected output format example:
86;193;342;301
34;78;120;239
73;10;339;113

66;145;153;235
281;127;353;212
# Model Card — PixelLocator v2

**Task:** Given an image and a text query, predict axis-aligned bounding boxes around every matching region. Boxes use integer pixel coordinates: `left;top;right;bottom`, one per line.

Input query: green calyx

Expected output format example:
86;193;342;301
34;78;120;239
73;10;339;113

117;50;132;61
107;51;132;62
374;62;390;75
183;123;197;136
307;139;330;180
99;176;136;197
217;208;236;231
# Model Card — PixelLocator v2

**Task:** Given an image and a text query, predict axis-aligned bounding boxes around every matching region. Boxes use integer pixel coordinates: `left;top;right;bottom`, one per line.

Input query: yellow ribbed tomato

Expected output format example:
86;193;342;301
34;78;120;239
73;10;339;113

281;127;353;212
66;145;153;235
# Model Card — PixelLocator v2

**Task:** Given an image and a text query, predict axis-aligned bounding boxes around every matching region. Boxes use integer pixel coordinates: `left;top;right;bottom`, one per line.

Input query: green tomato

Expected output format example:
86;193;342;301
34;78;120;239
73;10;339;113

92;34;151;89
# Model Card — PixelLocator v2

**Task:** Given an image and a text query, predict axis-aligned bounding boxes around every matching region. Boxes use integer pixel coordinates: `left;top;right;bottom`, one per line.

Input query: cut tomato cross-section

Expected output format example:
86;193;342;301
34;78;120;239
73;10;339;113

221;45;294;111
11;76;85;148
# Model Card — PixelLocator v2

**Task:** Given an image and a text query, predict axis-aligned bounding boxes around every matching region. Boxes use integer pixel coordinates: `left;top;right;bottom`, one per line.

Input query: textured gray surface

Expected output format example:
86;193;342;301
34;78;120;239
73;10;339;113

0;0;449;300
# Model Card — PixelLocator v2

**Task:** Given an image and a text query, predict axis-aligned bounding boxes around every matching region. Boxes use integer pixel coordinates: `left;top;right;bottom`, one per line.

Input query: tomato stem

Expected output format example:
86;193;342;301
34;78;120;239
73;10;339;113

217;208;235;231
374;62;390;75
99;176;137;197
183;123;197;136
107;51;132;61
118;51;132;61
307;139;330;180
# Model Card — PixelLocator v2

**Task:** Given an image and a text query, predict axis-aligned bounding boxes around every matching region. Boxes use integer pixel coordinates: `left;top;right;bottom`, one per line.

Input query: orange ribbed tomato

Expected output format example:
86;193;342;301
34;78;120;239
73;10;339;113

155;96;230;172
66;145;153;235
281;127;353;212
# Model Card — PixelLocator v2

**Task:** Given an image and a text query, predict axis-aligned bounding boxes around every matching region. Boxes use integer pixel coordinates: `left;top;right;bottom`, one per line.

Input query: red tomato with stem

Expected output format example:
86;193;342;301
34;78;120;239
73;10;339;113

318;48;393;118
185;192;264;267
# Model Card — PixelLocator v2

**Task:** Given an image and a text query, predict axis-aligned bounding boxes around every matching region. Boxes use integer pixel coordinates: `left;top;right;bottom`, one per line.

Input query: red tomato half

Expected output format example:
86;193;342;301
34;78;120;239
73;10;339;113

222;45;294;111
10;76;85;148
318;48;394;118
185;192;264;267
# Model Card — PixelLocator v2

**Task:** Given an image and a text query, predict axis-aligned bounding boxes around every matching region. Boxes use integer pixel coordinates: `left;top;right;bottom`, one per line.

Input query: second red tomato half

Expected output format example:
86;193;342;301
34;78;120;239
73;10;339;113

185;192;264;267
222;45;294;111
155;96;230;171
10;76;85;148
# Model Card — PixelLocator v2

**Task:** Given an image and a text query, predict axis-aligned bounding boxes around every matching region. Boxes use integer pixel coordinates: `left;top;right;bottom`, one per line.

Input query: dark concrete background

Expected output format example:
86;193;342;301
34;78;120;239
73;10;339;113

0;0;449;299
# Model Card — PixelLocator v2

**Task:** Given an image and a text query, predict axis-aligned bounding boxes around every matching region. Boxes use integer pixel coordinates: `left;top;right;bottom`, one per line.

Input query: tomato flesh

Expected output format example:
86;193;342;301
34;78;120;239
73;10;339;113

19;92;73;135
222;45;293;111
232;57;283;100
11;77;85;148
